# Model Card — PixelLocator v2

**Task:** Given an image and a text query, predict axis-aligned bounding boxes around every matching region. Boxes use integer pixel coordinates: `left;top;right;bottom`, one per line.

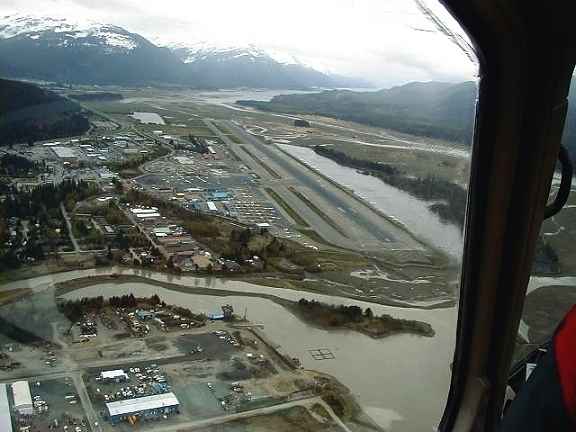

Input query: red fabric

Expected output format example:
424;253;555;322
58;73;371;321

555;305;576;422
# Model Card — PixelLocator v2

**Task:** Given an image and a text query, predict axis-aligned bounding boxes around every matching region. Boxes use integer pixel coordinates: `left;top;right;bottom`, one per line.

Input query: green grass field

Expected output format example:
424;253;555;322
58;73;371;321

226;134;243;144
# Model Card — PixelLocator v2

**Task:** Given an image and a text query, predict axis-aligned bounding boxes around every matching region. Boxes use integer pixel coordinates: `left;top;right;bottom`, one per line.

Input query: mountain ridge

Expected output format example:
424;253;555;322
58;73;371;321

239;79;576;159
238;81;478;143
0;14;368;89
0;78;90;146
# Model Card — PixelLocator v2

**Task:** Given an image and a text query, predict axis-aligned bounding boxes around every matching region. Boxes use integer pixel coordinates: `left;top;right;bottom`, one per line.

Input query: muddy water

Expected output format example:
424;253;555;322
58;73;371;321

5;267;456;432
276;144;464;260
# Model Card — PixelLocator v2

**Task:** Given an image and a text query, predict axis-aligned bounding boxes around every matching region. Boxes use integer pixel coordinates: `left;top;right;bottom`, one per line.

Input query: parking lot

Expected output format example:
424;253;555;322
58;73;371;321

18;378;89;432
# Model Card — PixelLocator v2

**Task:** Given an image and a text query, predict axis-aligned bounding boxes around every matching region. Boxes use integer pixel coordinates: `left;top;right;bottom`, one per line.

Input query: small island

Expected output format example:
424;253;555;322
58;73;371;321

293;298;435;338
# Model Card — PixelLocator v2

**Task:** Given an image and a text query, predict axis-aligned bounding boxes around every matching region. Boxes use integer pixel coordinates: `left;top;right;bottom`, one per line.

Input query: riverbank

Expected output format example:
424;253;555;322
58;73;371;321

312;145;466;228
22;265;457;432
234;275;456;310
275;142;432;252
53;274;435;340
275;143;464;261
0;288;32;305
1;253;457;309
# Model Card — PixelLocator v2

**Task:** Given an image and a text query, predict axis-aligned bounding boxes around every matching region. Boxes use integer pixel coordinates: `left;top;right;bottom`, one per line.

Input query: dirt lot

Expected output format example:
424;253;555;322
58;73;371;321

187;405;345;432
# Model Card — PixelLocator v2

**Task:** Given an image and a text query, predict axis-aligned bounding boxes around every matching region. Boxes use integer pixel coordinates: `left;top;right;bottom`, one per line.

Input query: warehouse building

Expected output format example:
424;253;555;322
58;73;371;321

106;392;180;425
99;370;129;383
131;207;161;219
0;384;13;432
51;146;78;164
206;201;218;212
12;381;33;416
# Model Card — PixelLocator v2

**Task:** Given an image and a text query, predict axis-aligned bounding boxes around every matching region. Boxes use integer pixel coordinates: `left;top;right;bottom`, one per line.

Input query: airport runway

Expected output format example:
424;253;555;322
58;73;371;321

206;119;424;253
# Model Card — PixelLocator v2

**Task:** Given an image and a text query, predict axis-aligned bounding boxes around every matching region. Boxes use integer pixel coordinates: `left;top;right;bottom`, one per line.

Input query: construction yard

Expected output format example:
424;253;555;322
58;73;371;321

0;289;357;432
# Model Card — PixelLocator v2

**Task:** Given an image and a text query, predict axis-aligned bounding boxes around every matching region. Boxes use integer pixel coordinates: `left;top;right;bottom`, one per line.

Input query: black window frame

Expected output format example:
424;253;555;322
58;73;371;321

437;2;576;431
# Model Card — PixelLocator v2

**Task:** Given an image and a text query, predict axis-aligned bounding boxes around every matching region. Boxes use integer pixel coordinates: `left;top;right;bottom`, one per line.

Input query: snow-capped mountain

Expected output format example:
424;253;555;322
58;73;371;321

0;14;370;89
0;14;141;53
169;42;304;67
0;14;185;84
167;42;363;89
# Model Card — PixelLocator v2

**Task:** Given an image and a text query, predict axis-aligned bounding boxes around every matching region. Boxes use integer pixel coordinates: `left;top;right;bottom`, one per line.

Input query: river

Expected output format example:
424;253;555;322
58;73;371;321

4;267;456;432
7;269;574;430
276;144;464;259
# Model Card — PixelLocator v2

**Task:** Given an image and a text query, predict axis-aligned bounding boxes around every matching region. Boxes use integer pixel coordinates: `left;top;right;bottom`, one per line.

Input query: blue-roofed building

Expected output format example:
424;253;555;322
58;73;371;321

207;190;231;201
136;310;155;320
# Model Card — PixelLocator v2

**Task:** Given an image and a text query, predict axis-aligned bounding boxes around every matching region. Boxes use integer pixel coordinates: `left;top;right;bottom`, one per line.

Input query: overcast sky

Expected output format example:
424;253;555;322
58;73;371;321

0;0;477;87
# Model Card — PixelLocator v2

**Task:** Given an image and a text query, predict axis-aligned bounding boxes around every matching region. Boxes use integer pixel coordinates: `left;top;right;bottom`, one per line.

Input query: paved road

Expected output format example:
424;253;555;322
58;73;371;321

73;372;102;432
61;203;80;252
144;395;352;432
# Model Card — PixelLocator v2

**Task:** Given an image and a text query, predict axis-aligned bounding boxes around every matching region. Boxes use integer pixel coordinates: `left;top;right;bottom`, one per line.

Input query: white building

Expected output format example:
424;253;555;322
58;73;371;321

135;212;161;219
0;384;13;432
100;370;129;382
153;227;172;237
107;392;180;424
52;146;78;163
131;207;161;219
12;381;33;416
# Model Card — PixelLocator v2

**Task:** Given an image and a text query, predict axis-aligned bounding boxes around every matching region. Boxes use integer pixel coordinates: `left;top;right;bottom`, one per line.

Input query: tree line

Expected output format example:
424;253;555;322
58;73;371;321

58;294;208;325
0;79;90;147
296;298;434;337
4;179;99;218
0;154;40;177
314;145;467;227
297;298;373;323
107;145;170;176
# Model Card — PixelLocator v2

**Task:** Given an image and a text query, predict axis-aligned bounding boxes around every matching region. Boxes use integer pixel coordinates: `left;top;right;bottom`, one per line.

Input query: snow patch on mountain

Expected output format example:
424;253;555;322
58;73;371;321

0;14;139;50
167;41;310;67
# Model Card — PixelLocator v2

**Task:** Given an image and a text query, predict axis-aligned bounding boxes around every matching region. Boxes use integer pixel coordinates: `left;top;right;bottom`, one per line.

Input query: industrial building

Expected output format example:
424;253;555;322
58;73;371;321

206;190;231;201
106;392;180;425
100;370;129;383
0;384;13;432
131;207;161;219
12;381;33;416
207;201;218;212
51;146;78;164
